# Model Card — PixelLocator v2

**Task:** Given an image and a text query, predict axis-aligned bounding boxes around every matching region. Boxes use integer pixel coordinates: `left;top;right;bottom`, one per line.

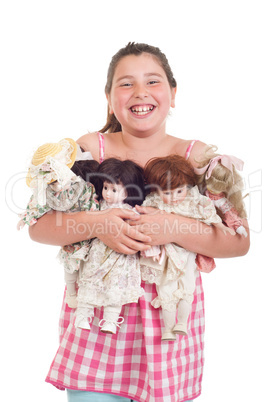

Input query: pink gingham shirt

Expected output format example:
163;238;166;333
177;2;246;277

46;137;205;402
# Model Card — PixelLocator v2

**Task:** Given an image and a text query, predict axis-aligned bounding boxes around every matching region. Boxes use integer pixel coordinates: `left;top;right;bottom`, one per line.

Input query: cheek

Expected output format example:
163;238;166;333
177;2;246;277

162;195;170;204
110;89;129;113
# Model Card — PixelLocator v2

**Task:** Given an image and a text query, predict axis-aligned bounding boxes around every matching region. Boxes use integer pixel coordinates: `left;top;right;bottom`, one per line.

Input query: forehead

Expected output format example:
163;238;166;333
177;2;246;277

113;53;166;81
103;181;123;189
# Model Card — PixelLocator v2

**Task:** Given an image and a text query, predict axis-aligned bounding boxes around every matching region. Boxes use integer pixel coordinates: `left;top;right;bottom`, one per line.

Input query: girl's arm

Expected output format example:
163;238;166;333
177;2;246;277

133;206;250;258
29;209;152;254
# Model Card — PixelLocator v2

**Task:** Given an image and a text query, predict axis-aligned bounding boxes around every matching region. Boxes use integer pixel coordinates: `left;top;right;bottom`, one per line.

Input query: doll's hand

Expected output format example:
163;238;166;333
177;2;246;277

214;222;236;236
236;225;248;237
95;208;152;255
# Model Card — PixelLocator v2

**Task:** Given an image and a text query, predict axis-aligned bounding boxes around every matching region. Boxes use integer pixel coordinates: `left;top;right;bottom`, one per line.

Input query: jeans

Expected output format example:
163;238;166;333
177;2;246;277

66;389;193;402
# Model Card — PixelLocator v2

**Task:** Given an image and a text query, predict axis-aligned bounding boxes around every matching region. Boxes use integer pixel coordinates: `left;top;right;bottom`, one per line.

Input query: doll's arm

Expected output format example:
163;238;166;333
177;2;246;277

17;195;52;229
207;191;248;237
213;221;236;236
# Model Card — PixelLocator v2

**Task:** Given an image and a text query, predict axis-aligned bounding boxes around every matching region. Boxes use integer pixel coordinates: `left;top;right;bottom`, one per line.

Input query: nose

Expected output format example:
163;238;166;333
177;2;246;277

134;83;148;99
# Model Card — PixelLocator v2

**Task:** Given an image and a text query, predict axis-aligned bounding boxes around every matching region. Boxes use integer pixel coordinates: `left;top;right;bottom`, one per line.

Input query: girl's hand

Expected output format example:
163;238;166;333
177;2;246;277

94;208;152;254
128;205;176;246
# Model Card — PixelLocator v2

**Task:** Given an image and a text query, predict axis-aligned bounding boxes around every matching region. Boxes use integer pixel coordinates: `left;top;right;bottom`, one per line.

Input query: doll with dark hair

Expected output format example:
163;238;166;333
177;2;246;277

75;158;146;334
18;138;99;308
140;154;235;341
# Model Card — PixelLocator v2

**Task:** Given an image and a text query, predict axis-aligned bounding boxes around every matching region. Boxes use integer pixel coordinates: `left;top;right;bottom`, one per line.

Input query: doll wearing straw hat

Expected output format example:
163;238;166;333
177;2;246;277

18;138;99;308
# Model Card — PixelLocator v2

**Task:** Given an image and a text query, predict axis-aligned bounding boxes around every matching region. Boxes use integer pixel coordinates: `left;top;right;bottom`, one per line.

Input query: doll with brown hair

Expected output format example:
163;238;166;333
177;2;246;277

18;138;99;308
75;158;146;334
140;154;235;341
194;146;248;237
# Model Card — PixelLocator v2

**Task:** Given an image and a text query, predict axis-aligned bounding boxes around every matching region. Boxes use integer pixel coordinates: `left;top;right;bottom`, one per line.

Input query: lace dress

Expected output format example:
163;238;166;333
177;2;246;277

140;186;222;309
77;200;145;308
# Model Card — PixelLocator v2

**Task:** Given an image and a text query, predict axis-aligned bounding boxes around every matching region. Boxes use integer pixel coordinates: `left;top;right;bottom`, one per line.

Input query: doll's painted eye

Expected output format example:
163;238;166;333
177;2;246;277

112;189;117;193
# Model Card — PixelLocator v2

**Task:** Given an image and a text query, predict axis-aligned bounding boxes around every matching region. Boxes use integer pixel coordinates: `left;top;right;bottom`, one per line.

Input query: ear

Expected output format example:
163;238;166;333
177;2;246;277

106;93;114;114
170;87;177;108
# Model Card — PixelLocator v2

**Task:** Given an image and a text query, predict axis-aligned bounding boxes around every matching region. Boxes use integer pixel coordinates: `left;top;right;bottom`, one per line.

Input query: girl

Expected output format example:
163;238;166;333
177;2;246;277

140;154;238;341
75;158;146;334
29;43;249;402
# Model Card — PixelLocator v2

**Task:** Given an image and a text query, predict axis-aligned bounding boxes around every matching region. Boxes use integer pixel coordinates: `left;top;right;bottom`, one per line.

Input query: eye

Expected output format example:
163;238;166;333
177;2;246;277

148;80;159;85
104;185;108;190
112;189;117;193
120;82;132;87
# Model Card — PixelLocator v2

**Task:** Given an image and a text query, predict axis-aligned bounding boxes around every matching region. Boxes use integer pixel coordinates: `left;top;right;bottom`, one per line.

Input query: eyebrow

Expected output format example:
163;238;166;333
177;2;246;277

115;73;164;83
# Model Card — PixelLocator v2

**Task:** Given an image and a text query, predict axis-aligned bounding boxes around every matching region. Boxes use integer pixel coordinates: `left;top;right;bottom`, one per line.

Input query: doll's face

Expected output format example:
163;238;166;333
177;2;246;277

102;181;127;204
159;185;188;205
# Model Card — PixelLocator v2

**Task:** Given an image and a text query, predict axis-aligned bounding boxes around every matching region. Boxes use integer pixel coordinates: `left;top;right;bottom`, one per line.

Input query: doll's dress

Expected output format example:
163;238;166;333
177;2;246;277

206;190;247;236
77;200;144;309
140;186;222;303
19;177;99;274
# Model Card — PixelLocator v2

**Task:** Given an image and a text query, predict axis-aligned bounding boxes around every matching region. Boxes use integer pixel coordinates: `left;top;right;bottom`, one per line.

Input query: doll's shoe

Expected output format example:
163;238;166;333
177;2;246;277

99;317;124;335
161;331;176;341
66;292;78;309
75;315;91;330
173;323;188;336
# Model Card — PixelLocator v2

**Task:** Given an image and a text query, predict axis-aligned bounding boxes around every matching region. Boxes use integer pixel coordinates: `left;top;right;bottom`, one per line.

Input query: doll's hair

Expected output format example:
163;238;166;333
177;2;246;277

95;157;145;207
196;145;247;218
144;154;197;193
100;42;177;134
71;159;99;186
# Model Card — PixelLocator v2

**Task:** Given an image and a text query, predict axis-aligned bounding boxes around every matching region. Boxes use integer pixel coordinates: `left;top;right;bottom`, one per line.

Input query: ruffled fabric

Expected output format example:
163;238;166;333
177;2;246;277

77;201;144;308
18;179;98;229
28;140;77;206
143;186;222;225
58;241;91;274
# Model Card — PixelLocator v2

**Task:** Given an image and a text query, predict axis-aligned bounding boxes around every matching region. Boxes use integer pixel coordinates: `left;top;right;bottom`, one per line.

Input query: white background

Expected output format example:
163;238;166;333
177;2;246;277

1;1;266;401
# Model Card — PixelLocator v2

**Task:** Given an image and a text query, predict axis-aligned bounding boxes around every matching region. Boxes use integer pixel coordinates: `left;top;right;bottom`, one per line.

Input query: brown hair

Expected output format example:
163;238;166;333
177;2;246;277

144;154;196;192
100;42;177;134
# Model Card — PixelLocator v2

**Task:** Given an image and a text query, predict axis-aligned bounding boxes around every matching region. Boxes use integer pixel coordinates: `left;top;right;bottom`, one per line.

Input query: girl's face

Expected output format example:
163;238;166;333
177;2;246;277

102;181;127;204
107;53;176;137
159;185;188;205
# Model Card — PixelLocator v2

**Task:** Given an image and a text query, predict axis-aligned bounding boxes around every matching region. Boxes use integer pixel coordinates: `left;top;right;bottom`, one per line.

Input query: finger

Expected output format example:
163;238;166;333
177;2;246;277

134;205;156;215
117;209;141;220
126;225;152;243
119;237;152;254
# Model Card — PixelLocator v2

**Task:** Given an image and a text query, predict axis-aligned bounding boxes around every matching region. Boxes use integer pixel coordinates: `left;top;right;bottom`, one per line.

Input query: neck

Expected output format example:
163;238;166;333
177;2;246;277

120;127;168;152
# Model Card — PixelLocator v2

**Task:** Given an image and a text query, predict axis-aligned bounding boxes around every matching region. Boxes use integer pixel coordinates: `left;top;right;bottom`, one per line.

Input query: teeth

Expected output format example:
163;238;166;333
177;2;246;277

131;105;154;115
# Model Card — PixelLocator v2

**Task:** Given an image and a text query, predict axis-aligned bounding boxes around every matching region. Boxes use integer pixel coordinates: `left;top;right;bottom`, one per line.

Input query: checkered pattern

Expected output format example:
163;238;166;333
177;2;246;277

46;274;204;402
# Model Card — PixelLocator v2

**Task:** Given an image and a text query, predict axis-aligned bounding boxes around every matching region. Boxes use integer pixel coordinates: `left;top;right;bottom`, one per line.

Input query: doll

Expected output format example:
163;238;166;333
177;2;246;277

194;146;248;237
75;158;146;334
140;154;235;341
18;138;99;308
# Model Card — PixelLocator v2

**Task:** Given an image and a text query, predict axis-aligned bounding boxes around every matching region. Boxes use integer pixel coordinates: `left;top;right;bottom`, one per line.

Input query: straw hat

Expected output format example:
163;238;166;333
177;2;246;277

26;138;77;186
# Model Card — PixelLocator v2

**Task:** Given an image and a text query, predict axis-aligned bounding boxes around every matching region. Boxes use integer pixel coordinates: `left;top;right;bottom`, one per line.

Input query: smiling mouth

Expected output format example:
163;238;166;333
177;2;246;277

130;105;155;116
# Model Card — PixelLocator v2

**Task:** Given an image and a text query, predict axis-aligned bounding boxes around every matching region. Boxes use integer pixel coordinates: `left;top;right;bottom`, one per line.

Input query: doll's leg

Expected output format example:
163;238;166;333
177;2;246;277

161;309;177;341
75;303;95;330
156;270;179;341
99;305;124;335
173;253;197;336
65;271;78;308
